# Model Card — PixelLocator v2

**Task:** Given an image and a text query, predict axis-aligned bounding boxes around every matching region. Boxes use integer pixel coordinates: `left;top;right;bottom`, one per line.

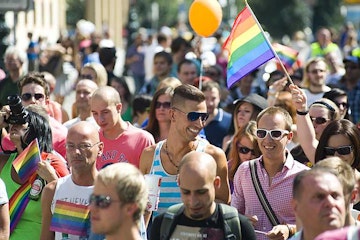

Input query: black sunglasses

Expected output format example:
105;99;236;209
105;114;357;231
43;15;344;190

336;102;348;109
80;74;94;80
310;116;329;125
173;107;209;122
21;93;45;101
155;101;171;109
238;146;255;155
324;145;353;156
256;129;289;140
89;194;120;209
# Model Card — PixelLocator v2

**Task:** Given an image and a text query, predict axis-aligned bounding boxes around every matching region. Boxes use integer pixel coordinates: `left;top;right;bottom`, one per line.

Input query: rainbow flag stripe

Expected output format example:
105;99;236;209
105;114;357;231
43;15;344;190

273;43;298;68
50;200;90;236
12;139;41;183
9;180;32;233
224;5;275;88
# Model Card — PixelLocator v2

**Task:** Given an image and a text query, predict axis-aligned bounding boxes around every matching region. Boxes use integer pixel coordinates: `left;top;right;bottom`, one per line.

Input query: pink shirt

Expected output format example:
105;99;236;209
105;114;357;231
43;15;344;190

231;152;309;240
97;122;155;169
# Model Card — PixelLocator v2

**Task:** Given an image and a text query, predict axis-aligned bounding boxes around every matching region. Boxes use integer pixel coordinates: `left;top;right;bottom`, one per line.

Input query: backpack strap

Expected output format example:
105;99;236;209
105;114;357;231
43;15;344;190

160;203;184;240
219;204;241;240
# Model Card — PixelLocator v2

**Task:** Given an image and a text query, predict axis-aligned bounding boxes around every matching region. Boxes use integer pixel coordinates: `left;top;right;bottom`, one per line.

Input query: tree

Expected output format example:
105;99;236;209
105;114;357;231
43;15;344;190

312;0;344;32
243;0;311;40
66;0;86;28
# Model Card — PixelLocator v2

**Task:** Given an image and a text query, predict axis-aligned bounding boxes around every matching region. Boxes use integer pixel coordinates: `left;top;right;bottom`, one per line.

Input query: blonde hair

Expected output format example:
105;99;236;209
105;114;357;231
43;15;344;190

97;163;148;222
82;62;108;87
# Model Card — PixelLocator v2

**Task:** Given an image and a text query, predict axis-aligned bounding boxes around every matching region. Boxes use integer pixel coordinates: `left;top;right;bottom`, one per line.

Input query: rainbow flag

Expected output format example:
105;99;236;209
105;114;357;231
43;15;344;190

50;200;90;236
272;43;298;69
12;139;41;183
223;4;275;88
9;178;32;233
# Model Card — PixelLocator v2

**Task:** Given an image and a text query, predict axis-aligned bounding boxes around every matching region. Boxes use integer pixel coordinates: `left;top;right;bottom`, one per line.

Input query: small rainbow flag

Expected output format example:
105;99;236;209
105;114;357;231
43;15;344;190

223;3;275;88
272;43;299;69
50;200;90;236
12;139;41;183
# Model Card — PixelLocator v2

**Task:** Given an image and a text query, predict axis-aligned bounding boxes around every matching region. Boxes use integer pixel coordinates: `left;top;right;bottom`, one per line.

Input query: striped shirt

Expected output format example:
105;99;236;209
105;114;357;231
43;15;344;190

149;139;207;217
231;152;309;240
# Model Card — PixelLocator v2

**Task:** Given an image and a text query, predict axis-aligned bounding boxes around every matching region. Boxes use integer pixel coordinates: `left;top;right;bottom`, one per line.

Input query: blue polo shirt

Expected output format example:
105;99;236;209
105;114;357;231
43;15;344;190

204;108;232;148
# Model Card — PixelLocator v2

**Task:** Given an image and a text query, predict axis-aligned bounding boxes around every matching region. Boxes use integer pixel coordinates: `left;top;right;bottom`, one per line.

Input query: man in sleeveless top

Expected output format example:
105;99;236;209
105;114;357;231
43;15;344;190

139;84;230;227
40;121;104;239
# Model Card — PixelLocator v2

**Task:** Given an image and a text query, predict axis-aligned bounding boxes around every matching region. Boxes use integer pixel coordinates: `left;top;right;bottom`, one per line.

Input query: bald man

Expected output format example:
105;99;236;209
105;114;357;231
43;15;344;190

40;121;104;239
151;151;256;240
91;86;154;169
63;79;99;129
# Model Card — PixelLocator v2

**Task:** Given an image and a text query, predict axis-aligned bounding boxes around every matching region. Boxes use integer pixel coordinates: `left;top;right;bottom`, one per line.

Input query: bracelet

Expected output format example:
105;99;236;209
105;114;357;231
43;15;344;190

296;110;308;115
286;224;296;237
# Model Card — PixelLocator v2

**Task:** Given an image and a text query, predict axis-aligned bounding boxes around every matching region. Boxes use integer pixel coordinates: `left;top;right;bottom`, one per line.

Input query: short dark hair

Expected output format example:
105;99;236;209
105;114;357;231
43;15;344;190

315;119;360;170
177;59;197;74
18;72;50;97
133;94;152;116
172;84;205;107
154;51;173;66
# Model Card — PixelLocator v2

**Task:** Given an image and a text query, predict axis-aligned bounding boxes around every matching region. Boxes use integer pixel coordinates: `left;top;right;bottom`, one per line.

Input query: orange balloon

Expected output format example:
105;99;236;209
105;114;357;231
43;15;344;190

189;0;222;37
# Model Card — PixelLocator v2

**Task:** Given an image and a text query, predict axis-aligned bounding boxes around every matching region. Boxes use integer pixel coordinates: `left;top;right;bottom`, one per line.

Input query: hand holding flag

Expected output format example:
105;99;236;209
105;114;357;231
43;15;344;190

12;138;41;183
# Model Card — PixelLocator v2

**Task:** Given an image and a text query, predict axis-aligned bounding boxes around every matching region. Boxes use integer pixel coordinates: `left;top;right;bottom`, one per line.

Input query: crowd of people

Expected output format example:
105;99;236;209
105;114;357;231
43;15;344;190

0;21;359;240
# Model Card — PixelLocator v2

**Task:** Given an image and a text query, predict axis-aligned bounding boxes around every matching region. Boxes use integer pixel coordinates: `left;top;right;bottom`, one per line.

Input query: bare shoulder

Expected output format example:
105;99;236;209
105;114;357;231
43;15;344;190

139;144;157;174
42;179;57;200
204;144;227;161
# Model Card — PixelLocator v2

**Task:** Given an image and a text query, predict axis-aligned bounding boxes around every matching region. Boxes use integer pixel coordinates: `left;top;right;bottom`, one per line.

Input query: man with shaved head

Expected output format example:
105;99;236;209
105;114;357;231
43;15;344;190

91;86;155;169
63;79;99;129
151;151;256;240
40;121;104;239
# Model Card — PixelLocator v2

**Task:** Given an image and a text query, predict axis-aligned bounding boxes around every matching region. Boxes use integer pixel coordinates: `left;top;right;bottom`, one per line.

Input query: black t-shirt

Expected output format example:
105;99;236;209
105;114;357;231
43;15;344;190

150;204;256;240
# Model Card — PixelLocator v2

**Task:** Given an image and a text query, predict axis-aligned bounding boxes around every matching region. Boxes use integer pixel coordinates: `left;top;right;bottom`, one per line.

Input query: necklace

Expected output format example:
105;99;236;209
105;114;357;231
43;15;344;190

164;141;179;171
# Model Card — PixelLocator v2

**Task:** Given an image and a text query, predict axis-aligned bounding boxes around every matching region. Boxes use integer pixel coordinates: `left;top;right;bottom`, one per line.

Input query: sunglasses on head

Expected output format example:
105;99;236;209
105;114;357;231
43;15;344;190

238;146;255;155
310;116;329;125
324;145;353;156
89;194;120;209
256;129;289;140
155;101;171;109
173;107;209;122
21;93;45;101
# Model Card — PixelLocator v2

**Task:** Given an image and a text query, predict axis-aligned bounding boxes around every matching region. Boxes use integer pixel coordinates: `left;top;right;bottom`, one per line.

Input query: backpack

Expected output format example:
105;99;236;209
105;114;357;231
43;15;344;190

159;203;241;240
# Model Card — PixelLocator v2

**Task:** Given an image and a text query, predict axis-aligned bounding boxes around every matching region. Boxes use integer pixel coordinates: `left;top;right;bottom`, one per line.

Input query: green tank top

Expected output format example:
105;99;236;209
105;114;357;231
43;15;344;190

1;153;42;240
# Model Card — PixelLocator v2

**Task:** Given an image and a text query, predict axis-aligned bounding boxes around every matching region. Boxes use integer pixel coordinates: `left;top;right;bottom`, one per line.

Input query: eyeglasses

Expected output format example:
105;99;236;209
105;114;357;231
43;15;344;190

89;194;120;209
155;101;171;109
238;146;255;155
172;107;209;122
21;93;45;101
336;102;348;109
324;145;353;156
256;129;289;140
65;142;100;151
310;116;329;125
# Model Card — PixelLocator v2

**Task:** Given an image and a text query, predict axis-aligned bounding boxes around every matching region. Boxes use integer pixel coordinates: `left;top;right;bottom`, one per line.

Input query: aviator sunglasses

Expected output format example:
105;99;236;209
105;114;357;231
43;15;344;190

324;145;353;156
173;107;209;122
21;93;45;101
89;194;121;209
256;129;289;140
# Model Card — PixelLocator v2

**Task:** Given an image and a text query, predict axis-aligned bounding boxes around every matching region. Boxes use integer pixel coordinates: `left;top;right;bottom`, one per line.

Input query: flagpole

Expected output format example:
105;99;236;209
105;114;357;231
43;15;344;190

245;0;294;85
